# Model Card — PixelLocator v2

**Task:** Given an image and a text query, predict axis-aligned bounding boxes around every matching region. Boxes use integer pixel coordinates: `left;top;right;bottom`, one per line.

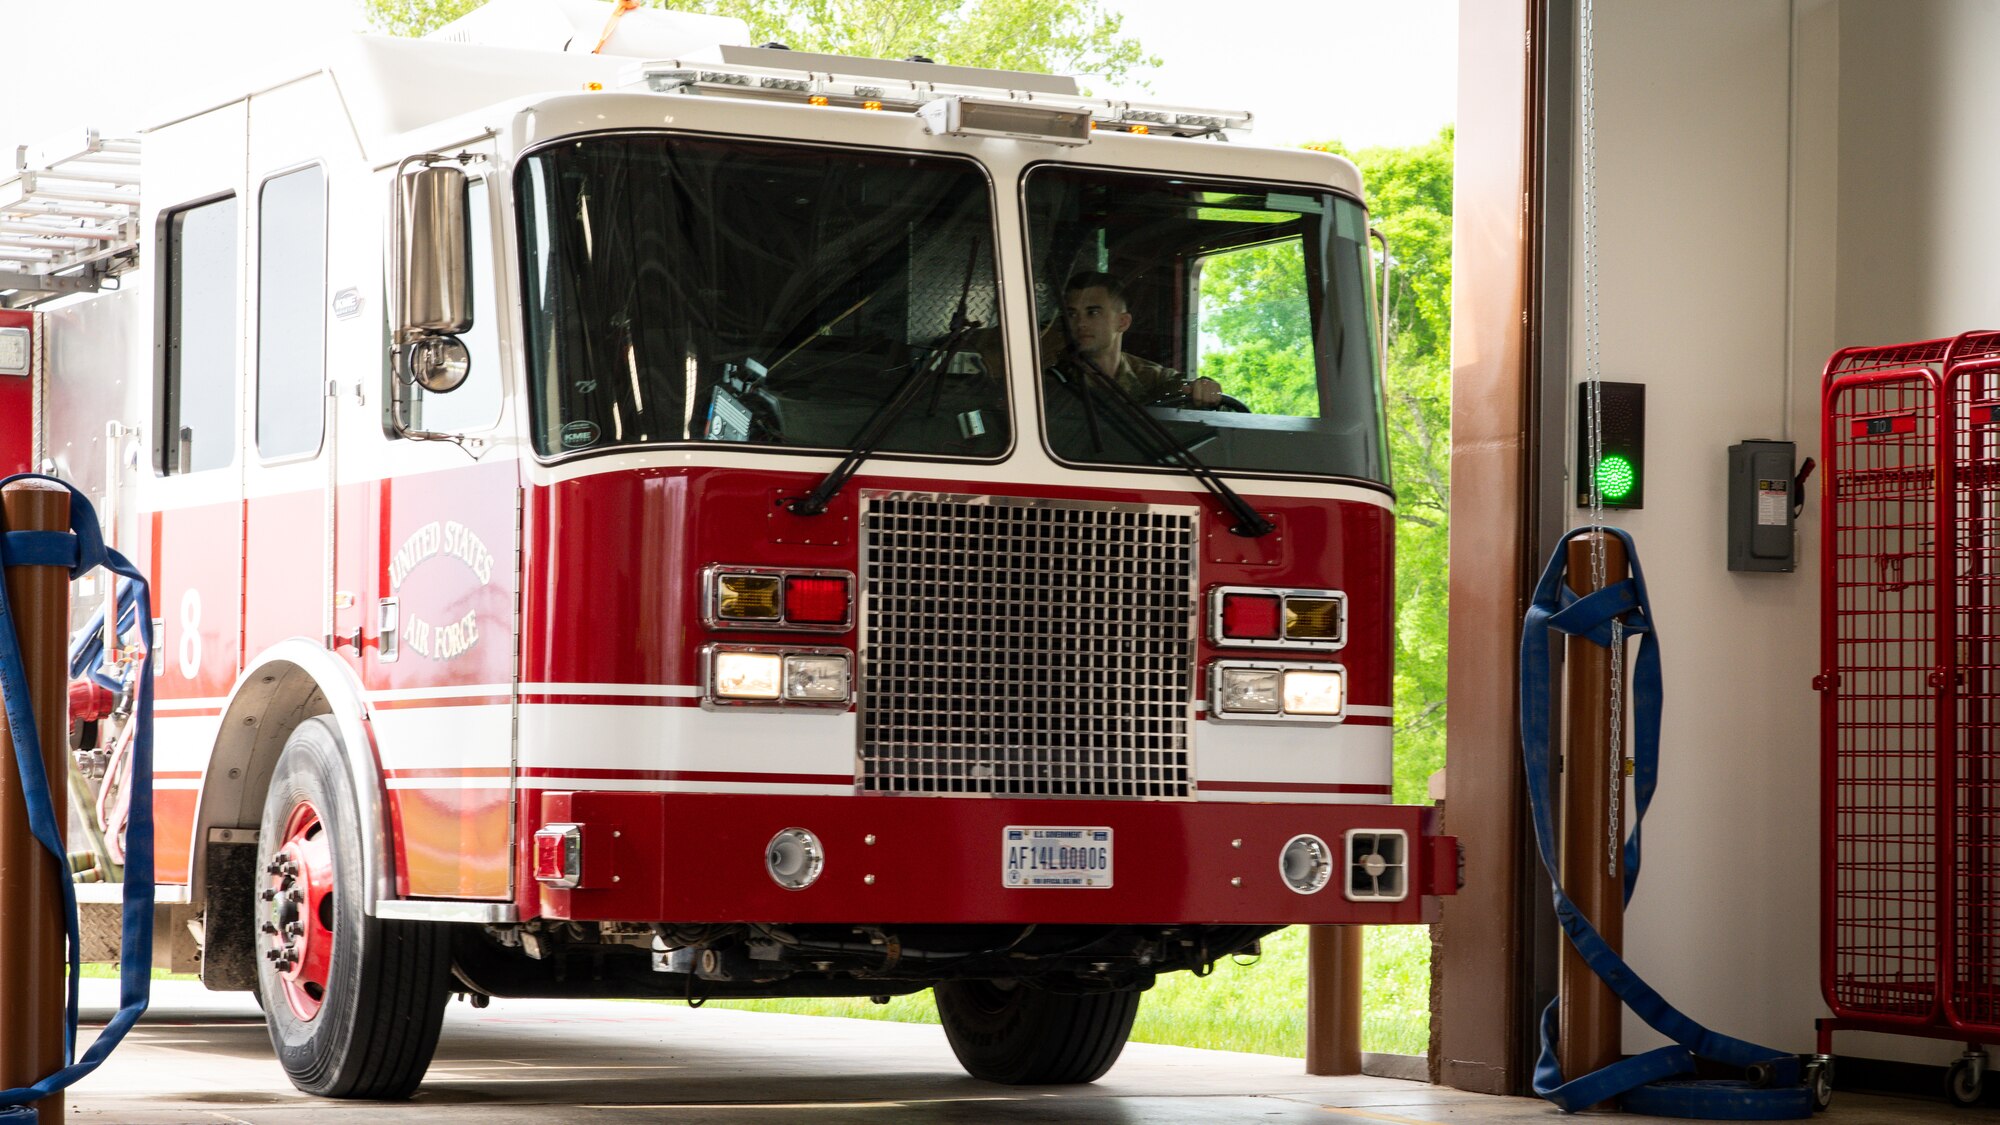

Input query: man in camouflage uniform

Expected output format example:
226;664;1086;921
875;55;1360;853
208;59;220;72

1059;272;1222;407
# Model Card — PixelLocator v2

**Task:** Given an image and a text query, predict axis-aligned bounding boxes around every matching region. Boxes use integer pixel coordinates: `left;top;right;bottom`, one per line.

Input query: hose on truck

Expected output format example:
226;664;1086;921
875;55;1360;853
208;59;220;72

0;476;154;1122
1521;527;1812;1119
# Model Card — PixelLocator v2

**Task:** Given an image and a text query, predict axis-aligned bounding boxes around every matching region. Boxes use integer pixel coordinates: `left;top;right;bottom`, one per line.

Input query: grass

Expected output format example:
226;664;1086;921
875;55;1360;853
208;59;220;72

78;964;195;981
701;924;1431;1058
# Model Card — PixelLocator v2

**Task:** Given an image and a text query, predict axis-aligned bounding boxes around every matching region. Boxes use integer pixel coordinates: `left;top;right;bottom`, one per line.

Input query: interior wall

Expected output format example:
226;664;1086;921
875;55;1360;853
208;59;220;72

1836;1;2000;342
1578;0;1991;1068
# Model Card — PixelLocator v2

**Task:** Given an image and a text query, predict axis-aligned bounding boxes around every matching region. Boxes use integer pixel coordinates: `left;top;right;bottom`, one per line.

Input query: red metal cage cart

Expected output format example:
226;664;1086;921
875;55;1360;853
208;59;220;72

1819;330;2000;1106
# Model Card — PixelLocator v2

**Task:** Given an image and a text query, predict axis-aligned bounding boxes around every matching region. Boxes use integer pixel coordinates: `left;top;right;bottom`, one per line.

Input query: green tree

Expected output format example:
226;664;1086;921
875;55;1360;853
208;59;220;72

1313;128;1454;805
363;0;1157;84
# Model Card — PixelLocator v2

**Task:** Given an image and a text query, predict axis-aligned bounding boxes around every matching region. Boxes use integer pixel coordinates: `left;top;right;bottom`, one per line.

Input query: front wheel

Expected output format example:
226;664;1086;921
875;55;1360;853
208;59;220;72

934;979;1140;1085
256;717;451;1099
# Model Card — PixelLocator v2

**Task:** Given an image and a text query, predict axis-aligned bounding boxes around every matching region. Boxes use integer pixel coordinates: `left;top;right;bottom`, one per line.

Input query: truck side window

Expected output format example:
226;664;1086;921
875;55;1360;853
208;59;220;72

404;178;501;434
256;166;327;460
160;196;239;475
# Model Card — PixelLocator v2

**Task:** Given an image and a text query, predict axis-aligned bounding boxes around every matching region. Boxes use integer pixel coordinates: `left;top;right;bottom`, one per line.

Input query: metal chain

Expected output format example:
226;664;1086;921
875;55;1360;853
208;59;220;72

1579;0;1624;878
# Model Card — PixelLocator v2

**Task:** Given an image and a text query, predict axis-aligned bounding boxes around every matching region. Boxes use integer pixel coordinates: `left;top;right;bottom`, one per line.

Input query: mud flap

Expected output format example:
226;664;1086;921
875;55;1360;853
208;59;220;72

200;835;259;991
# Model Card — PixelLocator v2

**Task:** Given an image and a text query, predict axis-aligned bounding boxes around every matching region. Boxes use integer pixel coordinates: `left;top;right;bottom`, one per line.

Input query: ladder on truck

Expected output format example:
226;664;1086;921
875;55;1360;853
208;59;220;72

0;131;141;310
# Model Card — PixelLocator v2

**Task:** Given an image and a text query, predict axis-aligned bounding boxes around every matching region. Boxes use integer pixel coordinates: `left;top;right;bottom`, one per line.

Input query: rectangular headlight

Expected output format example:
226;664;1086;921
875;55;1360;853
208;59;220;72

713;651;782;699
1209;660;1347;722
1217;667;1281;714
703;645;853;710
1281;669;1345;716
783;653;850;702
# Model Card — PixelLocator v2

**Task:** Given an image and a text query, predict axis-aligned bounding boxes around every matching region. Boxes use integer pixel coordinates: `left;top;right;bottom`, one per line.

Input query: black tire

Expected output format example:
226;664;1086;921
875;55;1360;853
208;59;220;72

934;979;1140;1085
255;717;450;1099
1947;1057;1986;1109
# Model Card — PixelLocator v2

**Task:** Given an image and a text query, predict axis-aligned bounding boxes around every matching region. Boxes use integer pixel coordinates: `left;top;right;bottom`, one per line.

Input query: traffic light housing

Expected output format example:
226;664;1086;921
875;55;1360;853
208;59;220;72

1576;381;1645;509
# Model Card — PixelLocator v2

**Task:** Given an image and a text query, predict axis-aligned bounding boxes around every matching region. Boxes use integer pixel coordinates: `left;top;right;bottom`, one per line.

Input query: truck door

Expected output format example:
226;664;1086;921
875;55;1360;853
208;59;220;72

144;103;250;885
241;159;334;661
335;149;518;900
242;80;347;669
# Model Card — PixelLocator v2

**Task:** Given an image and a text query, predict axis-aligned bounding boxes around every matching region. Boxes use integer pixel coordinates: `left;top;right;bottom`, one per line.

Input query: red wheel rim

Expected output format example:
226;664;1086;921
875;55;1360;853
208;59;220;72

262;799;336;1021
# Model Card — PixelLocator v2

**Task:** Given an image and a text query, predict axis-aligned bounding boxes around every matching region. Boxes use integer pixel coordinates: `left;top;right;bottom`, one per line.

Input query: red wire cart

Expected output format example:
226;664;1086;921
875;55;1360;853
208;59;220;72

1818;331;2000;1107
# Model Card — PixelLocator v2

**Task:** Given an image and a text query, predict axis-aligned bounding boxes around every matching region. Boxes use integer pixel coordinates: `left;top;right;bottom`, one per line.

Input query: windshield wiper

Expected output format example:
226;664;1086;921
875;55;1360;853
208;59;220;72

1060;361;1274;538
792;240;985;517
788;320;981;516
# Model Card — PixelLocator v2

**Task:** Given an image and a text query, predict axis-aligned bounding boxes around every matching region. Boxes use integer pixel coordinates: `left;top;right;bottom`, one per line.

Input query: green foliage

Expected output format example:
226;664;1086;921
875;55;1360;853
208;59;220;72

360;0;1158;84
1316;129;1456;363
1318;128;1454;805
365;0;481;37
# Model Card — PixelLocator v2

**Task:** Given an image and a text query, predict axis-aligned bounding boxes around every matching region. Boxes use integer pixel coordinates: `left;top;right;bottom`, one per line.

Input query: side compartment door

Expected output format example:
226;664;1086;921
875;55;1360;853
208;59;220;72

337;152;519;900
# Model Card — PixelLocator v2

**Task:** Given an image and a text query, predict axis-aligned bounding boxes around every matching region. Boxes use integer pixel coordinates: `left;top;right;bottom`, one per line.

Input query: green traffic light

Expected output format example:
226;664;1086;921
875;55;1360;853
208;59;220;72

1594;453;1637;501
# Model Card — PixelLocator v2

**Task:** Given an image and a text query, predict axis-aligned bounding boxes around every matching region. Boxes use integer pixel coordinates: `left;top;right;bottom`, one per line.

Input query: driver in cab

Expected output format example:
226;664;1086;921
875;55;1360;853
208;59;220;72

1059;272;1222;408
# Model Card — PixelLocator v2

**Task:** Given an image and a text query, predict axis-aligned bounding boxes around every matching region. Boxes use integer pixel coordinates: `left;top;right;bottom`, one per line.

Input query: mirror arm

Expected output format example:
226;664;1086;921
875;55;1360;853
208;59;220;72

387;346;472;450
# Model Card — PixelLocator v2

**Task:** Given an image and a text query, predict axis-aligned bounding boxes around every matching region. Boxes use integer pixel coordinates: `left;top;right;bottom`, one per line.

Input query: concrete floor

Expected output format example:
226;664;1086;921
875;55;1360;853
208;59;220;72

59;981;1965;1123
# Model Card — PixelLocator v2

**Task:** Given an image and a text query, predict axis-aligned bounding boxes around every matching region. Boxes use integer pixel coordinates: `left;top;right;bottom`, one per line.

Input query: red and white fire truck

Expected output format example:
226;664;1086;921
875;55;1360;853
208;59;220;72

1;0;1456;1100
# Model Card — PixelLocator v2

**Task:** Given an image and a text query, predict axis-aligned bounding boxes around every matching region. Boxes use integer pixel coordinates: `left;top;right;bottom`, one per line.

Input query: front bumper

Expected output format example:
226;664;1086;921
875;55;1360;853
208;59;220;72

529;791;1456;925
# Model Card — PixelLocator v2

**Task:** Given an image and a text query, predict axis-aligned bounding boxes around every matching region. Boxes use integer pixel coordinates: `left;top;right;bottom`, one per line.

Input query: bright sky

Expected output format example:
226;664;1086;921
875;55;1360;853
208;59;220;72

1100;0;1457;150
0;0;1454;161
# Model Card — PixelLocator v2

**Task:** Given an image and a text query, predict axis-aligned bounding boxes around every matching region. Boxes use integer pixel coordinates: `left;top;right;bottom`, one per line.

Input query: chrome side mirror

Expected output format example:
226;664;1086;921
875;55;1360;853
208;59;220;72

396;163;472;338
387;155;481;444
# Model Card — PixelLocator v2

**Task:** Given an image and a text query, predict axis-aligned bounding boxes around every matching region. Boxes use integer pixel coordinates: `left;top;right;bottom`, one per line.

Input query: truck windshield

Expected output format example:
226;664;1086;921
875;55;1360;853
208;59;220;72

518;135;1009;460
1023;166;1388;484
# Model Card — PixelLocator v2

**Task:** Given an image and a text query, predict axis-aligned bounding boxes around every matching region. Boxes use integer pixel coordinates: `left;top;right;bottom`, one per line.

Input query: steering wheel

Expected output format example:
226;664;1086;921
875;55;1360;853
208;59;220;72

1151;390;1251;413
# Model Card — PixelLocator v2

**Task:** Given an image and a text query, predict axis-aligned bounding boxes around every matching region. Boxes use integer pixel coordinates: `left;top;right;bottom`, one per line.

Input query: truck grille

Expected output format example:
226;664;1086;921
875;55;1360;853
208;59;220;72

860;493;1196;799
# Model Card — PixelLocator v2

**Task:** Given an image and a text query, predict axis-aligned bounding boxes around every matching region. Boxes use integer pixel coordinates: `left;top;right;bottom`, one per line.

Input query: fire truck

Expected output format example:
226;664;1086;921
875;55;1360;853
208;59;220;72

1;0;1456;1100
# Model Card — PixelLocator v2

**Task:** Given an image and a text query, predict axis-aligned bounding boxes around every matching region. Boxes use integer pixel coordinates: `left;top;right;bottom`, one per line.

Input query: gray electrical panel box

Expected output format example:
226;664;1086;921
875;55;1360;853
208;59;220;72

1728;440;1796;572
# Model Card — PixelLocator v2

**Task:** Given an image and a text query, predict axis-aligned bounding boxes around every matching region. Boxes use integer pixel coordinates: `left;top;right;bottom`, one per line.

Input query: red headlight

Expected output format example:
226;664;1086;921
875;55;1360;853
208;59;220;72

784;576;851;626
1221;593;1282;640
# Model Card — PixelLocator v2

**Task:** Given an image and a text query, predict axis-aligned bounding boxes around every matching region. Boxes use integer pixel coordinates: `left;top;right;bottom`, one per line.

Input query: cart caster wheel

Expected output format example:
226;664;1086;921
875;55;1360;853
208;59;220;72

1947;1056;1986;1108
1805;1056;1834;1113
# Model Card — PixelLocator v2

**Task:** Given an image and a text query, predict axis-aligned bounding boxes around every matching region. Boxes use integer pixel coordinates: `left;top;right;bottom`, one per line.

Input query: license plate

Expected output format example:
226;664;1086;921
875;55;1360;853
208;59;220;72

1002;826;1113;889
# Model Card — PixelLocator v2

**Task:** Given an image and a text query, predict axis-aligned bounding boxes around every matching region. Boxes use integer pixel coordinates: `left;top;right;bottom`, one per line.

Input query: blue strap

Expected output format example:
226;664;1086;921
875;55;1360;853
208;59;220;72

1523;527;1809;1119
0;474;154;1110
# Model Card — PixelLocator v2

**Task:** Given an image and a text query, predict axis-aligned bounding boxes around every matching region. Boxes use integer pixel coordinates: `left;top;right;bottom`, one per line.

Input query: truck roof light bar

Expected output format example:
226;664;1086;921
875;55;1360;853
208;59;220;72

632;62;1251;139
0;130;142;309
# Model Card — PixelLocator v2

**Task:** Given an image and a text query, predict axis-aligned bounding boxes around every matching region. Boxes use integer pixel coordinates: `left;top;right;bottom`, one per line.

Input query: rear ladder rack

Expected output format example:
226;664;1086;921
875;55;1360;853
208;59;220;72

1;130;141;310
